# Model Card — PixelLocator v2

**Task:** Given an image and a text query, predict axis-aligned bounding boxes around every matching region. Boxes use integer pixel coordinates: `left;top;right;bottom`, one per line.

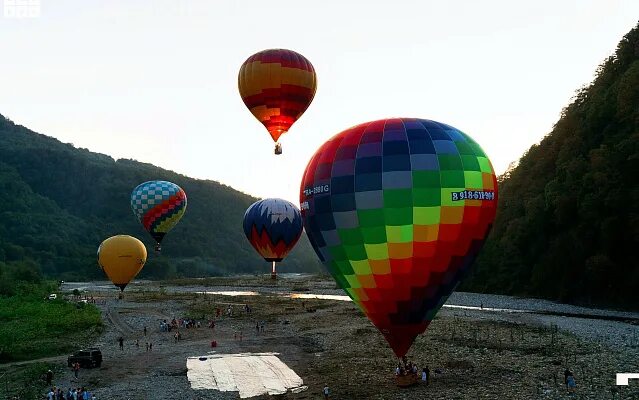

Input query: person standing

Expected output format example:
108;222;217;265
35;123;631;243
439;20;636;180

564;368;573;387
422;366;430;385
323;385;330;399
73;362;80;380
118;336;124;350
567;374;577;393
144;326;147;336
46;369;53;385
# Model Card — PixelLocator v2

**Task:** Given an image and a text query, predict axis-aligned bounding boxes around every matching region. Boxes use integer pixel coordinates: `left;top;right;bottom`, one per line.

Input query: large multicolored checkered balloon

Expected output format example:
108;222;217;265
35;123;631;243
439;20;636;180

243;198;303;263
238;49;317;147
299;118;498;357
131;181;187;251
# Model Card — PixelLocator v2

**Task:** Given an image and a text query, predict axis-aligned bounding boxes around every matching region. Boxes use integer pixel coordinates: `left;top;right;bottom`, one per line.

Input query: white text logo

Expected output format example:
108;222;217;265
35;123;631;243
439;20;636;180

4;0;40;18
616;373;639;386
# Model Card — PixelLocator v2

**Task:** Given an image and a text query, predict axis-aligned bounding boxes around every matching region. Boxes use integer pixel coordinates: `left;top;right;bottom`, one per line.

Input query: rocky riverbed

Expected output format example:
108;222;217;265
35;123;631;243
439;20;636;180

47;276;639;399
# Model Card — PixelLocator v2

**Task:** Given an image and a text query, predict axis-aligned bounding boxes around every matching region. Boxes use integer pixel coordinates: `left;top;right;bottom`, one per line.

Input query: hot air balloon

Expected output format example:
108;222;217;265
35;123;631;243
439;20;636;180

131;181;187;252
238;48;317;155
98;235;147;292
243;198;303;279
299;118;498;358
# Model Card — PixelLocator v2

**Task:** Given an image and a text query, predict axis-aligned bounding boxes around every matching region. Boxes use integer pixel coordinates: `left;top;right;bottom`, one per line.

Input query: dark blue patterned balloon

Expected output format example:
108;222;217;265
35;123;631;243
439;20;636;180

243;198;303;262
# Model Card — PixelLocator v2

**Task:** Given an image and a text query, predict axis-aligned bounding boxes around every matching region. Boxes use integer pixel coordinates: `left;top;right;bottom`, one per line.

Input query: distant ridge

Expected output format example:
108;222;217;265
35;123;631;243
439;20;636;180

0;115;322;280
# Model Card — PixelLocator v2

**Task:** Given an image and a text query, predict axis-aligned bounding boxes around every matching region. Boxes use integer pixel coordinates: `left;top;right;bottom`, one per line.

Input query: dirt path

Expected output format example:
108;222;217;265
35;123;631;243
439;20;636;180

0;355;67;369
105;306;135;336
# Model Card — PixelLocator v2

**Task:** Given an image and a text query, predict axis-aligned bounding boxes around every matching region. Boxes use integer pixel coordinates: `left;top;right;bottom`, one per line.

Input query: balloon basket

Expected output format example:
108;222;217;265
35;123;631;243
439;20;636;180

154;244;162;252
271;261;277;279
274;142;282;155
396;373;419;387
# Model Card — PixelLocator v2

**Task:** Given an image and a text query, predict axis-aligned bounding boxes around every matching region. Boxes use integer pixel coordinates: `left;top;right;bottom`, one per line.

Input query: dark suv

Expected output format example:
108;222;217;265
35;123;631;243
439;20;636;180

67;348;102;368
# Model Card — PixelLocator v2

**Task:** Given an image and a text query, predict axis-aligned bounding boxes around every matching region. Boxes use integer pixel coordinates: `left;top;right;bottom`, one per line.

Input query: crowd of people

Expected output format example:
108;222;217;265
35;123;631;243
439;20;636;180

394;356;430;385
212;303;253;318
159;317;201;332
43;386;96;399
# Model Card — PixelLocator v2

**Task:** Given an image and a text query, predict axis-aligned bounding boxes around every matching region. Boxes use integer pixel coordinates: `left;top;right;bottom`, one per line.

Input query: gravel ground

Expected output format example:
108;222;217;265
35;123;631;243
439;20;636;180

52;278;639;399
448;291;639;319
61;279;639;351
50;297;239;399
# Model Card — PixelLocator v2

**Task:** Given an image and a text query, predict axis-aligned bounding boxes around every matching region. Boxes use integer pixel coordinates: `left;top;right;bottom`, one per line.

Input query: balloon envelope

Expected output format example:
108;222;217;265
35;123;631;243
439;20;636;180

243;198;303;262
238;49;317;143
98;235;147;291
131;181;187;247
299;118;498;357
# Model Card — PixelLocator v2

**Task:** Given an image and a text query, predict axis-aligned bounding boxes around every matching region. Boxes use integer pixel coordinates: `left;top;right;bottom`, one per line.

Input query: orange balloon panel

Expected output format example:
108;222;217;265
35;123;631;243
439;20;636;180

238;49;317;142
97;235;147;291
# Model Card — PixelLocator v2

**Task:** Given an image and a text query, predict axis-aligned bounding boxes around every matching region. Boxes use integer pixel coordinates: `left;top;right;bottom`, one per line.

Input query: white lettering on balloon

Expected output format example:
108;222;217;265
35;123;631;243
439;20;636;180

302;184;330;197
452;190;495;201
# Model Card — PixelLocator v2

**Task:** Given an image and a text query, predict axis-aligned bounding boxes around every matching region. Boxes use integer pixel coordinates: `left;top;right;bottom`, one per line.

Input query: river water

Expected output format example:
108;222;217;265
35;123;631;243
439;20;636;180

61;280;639;349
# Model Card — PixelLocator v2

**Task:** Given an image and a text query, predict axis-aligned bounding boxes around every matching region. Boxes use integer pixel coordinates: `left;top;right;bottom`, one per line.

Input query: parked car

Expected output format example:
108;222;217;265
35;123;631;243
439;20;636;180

67;348;102;368
47;294;57;300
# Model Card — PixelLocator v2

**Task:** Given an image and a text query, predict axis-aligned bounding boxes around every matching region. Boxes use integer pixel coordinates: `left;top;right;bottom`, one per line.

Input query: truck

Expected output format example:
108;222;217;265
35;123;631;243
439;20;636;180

67;348;102;368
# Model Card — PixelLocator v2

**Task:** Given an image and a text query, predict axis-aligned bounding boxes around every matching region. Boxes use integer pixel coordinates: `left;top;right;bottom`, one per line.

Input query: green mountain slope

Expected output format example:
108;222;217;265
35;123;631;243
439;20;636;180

0;116;322;280
462;23;639;309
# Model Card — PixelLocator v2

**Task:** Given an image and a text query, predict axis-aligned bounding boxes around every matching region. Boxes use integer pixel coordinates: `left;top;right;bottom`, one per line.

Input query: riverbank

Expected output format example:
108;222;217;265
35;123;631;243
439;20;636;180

12;276;637;399
63;276;639;350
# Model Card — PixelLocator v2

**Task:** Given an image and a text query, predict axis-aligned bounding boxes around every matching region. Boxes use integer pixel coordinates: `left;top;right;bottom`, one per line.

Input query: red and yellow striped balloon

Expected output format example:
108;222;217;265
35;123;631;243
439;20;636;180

238;49;317;144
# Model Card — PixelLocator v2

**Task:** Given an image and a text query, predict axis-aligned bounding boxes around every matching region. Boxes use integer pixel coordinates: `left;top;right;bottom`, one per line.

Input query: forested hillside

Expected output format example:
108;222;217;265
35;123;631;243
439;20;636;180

0;116;322;280
463;23;639;309
2;24;637;309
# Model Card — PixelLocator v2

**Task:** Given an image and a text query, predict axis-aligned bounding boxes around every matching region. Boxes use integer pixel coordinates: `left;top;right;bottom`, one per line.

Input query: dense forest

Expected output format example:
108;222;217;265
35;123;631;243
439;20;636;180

0;117;322;281
462;23;639;309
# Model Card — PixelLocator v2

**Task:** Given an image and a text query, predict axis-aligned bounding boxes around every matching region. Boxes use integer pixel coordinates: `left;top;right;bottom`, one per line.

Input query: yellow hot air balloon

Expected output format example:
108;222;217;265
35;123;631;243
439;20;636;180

97;235;147;291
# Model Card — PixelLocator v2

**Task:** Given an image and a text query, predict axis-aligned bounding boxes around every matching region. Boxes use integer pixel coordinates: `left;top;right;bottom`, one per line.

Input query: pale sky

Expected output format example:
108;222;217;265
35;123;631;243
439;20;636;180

1;1;637;204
